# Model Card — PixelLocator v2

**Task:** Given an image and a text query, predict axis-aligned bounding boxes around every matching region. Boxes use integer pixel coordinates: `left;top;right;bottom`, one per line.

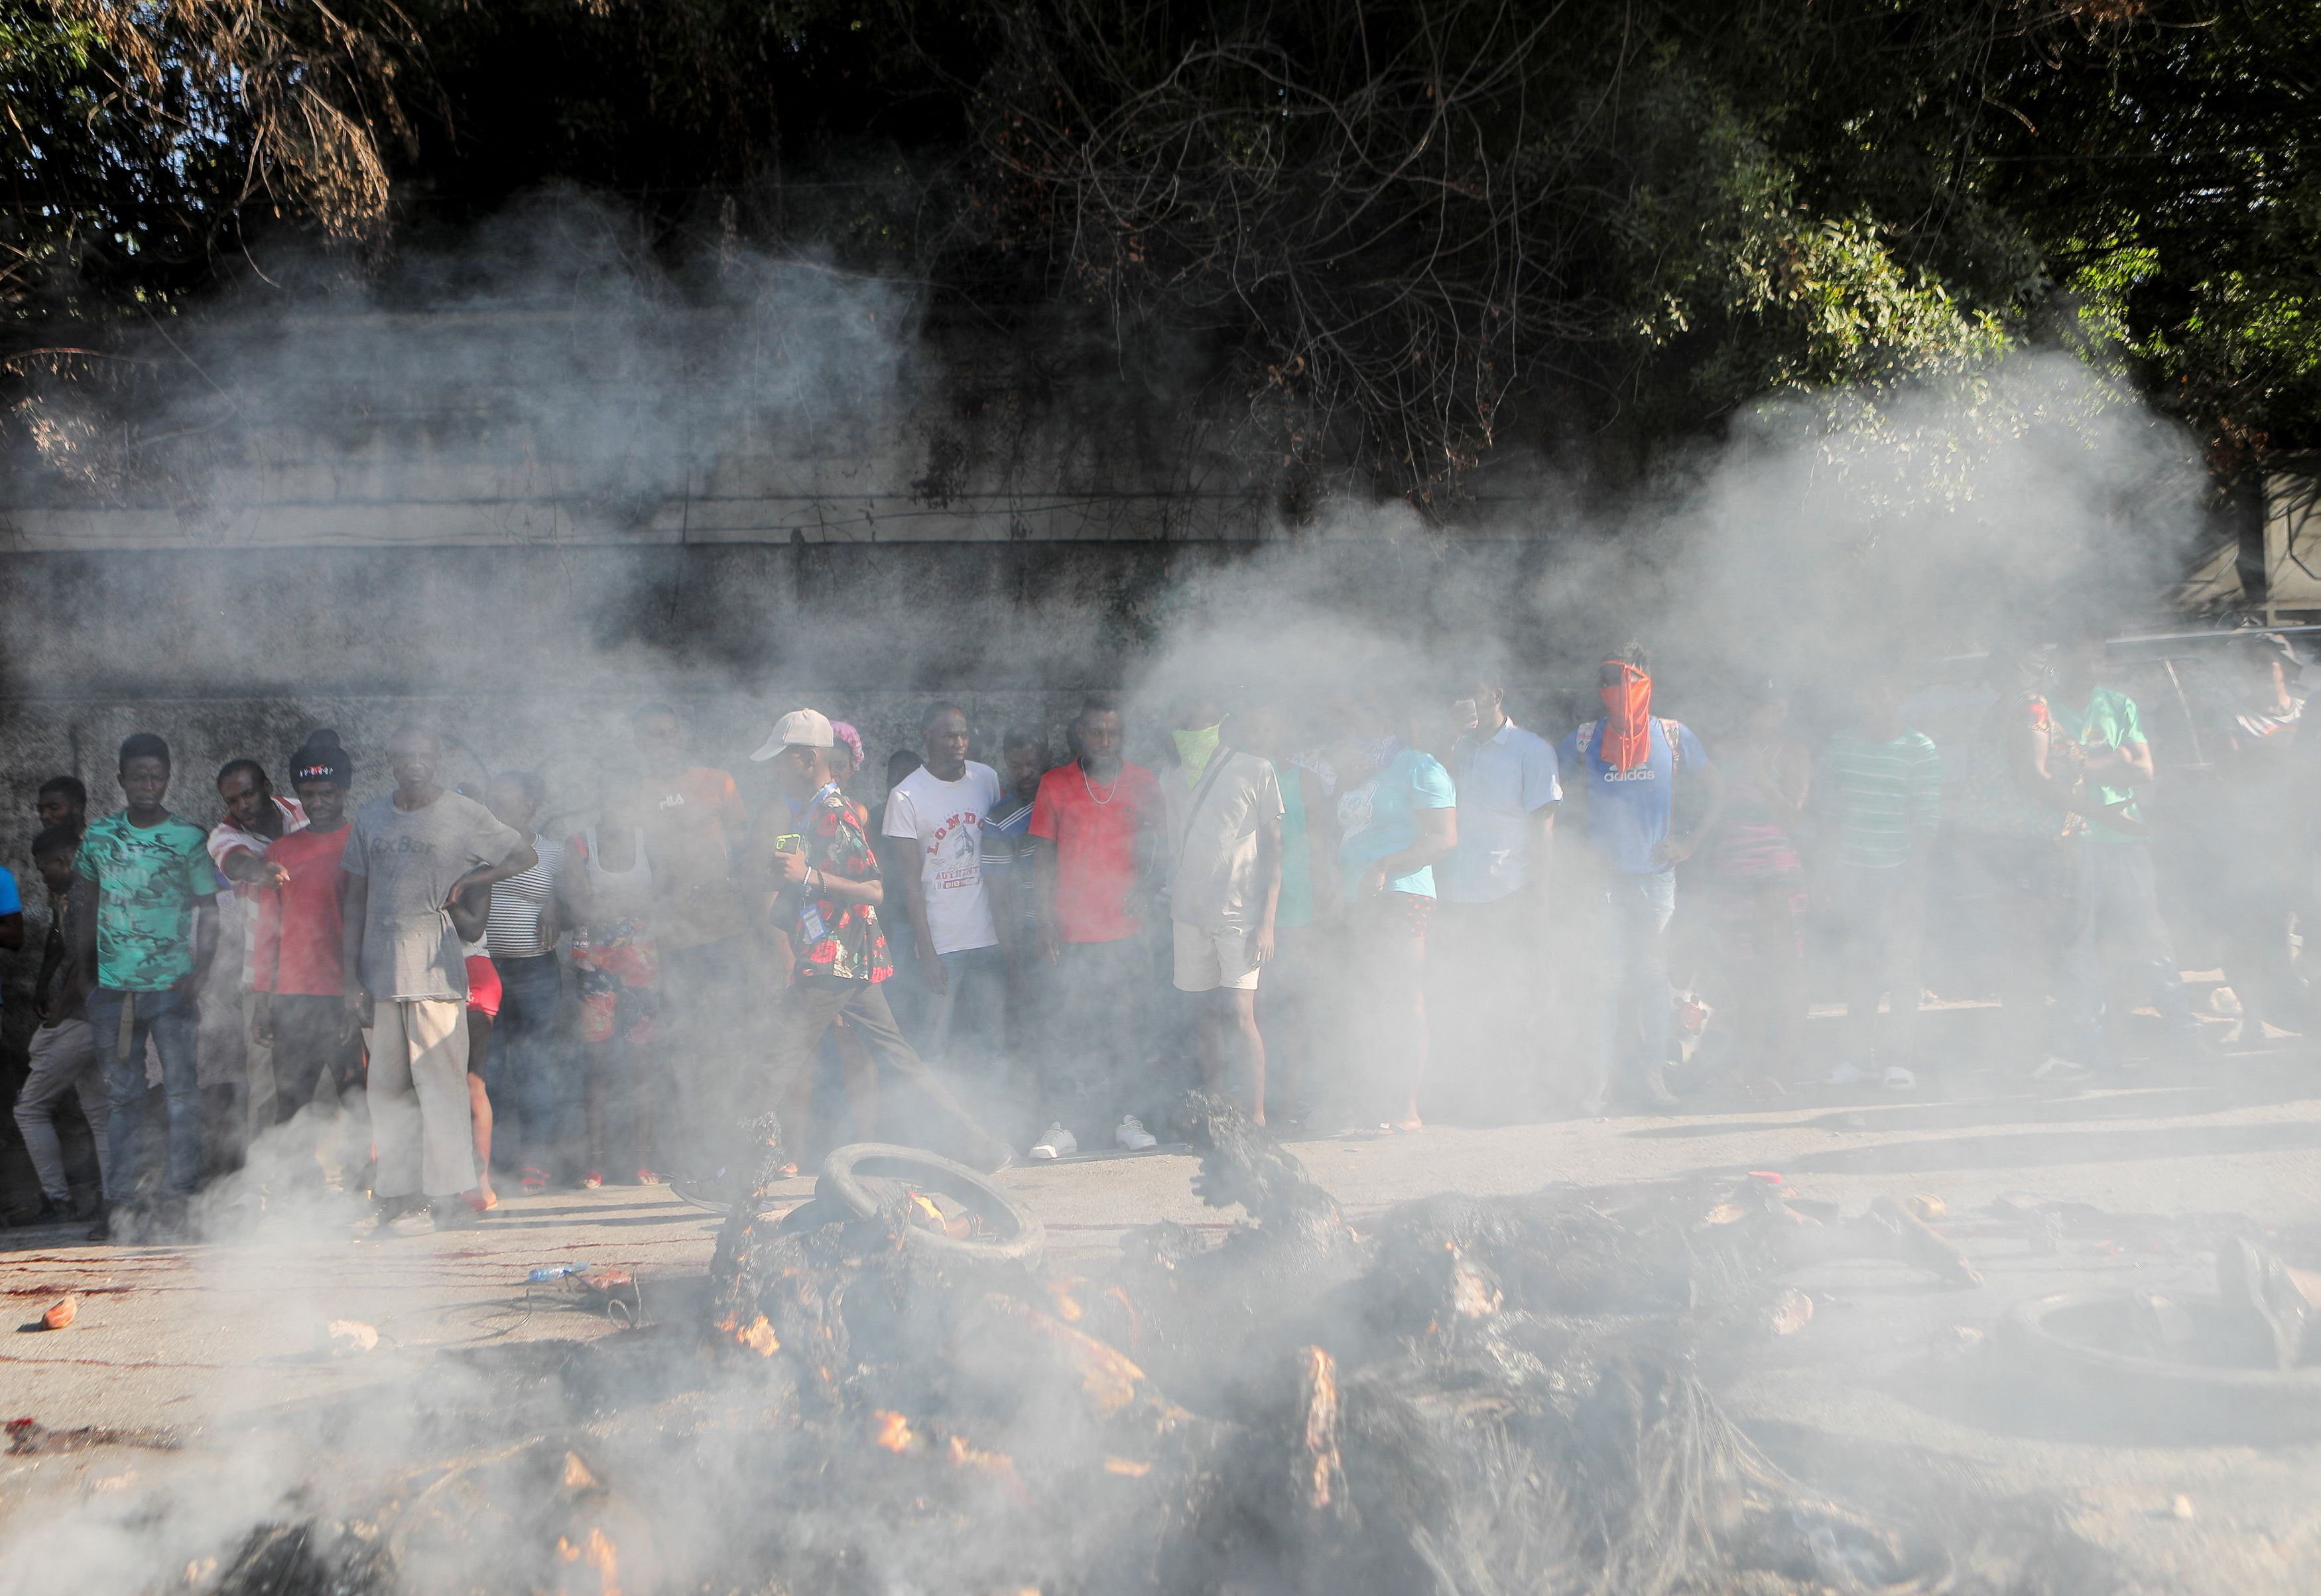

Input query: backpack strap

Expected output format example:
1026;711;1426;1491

1582;717;1683;772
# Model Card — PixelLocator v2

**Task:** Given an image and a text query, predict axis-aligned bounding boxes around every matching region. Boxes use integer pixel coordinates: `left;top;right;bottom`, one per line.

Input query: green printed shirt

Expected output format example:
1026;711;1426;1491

74;812;216;991
1817;731;1942;871
2052;688;2146;843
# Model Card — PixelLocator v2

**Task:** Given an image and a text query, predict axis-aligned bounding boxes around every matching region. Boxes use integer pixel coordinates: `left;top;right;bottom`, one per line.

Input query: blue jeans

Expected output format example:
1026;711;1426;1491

488;953;566;1170
1595;871;1677;1091
88;986;202;1199
918;945;1009;1070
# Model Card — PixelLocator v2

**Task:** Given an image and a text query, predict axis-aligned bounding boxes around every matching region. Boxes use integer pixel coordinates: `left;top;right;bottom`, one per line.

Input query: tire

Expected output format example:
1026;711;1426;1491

815;1142;1045;1267
666;1177;792;1223
664;1176;732;1215
773;1196;844;1236
1999;1290;2321;1443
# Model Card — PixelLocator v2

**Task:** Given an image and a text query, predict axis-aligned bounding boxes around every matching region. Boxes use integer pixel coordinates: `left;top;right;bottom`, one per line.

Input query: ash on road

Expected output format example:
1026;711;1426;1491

4;1057;2319;1594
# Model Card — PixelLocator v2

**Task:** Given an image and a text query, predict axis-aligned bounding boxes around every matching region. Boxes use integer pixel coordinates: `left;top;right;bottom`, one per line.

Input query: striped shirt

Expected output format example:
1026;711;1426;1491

485;837;563;958
1818;731;1942;870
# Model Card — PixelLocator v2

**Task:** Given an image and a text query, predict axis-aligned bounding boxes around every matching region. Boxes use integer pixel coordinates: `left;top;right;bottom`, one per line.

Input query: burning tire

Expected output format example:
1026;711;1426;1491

1999;1289;2321;1442
816;1142;1046;1266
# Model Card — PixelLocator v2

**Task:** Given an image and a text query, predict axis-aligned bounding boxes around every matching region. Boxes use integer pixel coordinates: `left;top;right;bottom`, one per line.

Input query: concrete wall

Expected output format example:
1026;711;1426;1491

0;301;1588;1206
0;308;1272;553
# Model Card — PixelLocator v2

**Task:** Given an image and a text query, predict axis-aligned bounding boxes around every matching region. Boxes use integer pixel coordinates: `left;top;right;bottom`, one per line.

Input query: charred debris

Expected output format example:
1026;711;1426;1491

196;1095;2123;1596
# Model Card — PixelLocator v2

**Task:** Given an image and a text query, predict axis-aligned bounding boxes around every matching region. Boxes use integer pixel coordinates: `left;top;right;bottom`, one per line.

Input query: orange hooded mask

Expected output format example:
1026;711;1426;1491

1598;662;1653;772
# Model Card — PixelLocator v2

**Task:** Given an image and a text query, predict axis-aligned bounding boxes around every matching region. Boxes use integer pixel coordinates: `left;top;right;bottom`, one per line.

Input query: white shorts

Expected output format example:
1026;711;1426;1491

1173;920;1261;993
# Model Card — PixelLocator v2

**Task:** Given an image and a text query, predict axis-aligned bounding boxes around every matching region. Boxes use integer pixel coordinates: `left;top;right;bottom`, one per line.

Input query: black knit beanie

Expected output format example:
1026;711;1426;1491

290;729;352;788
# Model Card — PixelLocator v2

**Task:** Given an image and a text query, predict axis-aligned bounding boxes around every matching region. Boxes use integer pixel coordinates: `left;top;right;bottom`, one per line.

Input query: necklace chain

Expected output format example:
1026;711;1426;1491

1080;763;1120;806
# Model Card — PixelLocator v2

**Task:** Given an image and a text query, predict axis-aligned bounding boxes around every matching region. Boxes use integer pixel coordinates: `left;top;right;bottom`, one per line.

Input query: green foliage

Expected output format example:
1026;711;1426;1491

6;0;2318;499
1979;0;2321;470
1611;90;2013;423
1;8;242;325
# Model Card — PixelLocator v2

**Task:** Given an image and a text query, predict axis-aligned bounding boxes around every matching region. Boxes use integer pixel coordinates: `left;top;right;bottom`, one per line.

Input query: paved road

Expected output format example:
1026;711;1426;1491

3;1049;2318;1591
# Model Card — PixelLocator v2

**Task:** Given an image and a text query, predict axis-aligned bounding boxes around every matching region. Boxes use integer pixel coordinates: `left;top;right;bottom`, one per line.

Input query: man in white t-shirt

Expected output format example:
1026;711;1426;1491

881;702;1007;1071
1163;696;1283;1124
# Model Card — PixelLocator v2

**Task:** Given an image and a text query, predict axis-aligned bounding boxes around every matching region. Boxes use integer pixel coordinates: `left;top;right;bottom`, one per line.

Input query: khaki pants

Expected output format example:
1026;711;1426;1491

364;999;473;1197
241;989;278;1147
15;1016;109;1202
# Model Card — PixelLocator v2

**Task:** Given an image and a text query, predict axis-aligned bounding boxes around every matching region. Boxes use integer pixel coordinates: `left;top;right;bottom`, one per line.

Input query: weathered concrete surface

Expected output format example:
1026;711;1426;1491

3;1054;2319;1592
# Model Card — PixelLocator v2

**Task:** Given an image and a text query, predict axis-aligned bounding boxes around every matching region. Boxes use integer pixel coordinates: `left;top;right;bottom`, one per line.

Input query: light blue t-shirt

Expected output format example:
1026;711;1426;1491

1337;749;1457;898
1556;717;1709;875
1440;721;1562;904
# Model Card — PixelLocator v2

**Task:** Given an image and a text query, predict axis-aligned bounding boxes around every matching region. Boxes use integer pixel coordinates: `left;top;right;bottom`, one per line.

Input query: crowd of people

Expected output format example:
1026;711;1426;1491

3;625;2306;1241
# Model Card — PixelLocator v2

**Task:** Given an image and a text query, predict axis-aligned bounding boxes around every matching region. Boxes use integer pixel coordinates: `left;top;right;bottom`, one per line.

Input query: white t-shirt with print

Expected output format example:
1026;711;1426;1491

881;761;1002;955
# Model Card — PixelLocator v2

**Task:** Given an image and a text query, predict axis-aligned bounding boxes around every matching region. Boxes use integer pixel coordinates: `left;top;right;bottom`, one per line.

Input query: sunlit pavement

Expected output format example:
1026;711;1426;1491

3;1040;2318;1591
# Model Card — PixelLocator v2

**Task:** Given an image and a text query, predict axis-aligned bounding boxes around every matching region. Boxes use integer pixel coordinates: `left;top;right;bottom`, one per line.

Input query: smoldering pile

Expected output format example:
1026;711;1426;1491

185;1097;2118;1596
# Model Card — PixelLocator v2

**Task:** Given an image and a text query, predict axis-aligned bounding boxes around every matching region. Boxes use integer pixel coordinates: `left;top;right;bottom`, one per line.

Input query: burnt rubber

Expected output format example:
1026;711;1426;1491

773;1195;842;1235
1999;1290;2321;1442
815;1142;1045;1266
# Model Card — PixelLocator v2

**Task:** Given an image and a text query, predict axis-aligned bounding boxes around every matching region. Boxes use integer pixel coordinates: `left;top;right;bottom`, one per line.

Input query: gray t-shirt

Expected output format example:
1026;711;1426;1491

343;790;524;1001
1164;750;1285;927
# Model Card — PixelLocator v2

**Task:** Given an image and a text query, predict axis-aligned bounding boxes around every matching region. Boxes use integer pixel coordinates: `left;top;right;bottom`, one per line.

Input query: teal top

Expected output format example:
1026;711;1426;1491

1276;761;1315;929
1338;749;1458;899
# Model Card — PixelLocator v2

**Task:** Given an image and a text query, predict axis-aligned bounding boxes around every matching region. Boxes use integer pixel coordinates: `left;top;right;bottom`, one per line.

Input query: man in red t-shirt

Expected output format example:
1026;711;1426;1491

252;732;365;1127
1029;694;1163;1154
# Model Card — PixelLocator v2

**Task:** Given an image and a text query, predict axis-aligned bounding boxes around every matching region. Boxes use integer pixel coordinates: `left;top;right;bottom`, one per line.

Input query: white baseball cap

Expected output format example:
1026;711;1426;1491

749;708;835;761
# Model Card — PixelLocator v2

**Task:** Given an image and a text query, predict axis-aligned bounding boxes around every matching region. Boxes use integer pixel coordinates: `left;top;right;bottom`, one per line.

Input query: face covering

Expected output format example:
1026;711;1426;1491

1598;662;1653;772
1174;723;1222;786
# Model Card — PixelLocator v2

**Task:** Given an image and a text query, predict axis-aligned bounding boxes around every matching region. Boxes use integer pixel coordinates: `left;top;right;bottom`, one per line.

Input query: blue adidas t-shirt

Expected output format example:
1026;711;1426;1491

979;789;1039;929
1556;717;1708;875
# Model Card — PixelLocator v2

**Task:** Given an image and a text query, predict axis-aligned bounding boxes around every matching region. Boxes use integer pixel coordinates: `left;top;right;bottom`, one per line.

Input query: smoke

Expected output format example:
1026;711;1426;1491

0;192;2249;1595
0;193;2221;772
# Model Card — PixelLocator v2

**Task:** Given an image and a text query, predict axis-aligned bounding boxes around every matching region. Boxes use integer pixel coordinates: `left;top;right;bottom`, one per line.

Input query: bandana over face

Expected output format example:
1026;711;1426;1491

1598;663;1653;772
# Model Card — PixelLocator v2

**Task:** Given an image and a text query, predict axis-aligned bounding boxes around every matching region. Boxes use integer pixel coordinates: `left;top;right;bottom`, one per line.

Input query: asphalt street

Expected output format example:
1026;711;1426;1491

3;1043;2318;1593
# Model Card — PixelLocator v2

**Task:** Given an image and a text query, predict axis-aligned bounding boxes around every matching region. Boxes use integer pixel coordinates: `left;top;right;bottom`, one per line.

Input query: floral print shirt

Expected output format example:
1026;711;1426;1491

794;783;892;983
1954;690;2086;843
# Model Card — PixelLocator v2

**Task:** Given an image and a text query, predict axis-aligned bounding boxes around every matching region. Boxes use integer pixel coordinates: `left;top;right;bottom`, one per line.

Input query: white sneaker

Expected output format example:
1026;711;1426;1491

1029;1123;1077;1160
1115;1115;1158;1152
2032;1056;2094;1084
1881;1066;1916;1090
1826;1062;1872;1085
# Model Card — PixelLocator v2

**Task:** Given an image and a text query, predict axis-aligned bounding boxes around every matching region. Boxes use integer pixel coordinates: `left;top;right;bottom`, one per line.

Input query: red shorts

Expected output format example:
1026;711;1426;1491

464;953;503;1018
